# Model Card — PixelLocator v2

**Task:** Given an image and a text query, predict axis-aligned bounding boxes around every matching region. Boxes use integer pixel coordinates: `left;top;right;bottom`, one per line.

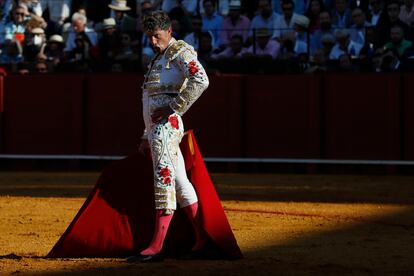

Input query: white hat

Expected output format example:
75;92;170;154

49;34;64;44
103;18;116;29
229;0;241;9
294;15;310;29
31;27;44;34
108;0;131;11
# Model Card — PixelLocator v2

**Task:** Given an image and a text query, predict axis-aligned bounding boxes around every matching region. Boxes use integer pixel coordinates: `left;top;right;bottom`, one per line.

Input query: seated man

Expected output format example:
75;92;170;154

64;12;98;53
244;28;281;59
3;4;29;45
184;14;215;51
349;8;371;45
278;30;308;59
219;0;250;48
249;0;279;43
310;11;336;55
211;34;245;59
273;0;300;40
383;24;413;57
329;28;363;59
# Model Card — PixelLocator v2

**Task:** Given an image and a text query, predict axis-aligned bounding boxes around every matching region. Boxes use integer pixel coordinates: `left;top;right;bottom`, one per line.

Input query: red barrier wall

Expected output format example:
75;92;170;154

403;74;414;160
244;75;321;158
184;75;244;157
324;74;401;160
0;76;3;153
85;74;143;155
1;73;412;160
0;76;3;113
3;75;84;154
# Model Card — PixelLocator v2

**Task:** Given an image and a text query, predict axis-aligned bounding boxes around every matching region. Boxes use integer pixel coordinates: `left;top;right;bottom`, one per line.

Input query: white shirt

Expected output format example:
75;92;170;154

273;13;300;39
371;11;381;26
249;12;280;37
329;40;363;59
64;26;97;52
294;40;308;54
41;0;71;22
184;31;215;51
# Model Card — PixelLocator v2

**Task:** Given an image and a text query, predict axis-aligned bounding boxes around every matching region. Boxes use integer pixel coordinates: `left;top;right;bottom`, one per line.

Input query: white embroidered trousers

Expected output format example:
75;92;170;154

143;92;198;210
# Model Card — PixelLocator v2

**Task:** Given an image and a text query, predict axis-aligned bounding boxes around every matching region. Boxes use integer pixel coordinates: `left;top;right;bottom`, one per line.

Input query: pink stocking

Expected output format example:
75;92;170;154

183;202;207;251
140;210;173;256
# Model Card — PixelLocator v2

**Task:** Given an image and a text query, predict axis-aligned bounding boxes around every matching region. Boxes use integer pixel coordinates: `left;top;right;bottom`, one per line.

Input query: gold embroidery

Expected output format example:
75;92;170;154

154;179;177;210
155;203;168;209
153;64;163;71
144;84;182;94
165;40;187;61
147;74;160;83
170;79;208;114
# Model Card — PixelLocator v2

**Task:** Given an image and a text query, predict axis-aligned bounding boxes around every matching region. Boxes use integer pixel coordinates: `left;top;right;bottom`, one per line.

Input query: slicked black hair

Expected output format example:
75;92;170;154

141;11;171;32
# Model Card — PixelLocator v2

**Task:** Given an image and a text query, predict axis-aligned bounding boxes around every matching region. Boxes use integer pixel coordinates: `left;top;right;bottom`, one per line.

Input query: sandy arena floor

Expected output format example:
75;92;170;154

0;172;414;275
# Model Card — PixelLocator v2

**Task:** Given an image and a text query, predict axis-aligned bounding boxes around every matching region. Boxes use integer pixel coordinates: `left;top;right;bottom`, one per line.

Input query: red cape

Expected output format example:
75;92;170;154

47;131;242;259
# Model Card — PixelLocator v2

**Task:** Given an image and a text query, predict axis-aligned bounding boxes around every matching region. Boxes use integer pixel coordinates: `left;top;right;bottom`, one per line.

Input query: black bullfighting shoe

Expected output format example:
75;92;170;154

126;253;164;263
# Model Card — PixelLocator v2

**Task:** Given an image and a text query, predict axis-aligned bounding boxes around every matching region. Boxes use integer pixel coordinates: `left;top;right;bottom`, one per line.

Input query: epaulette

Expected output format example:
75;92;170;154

164;40;195;68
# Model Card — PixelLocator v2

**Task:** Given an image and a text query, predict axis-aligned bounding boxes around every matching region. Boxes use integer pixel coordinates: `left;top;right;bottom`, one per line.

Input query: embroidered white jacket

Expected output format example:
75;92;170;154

141;38;209;139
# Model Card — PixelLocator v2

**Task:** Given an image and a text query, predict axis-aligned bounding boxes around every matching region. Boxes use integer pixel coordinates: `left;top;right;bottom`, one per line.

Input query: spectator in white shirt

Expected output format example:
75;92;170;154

273;0;300;40
279;30;308;59
329;28;363;59
399;0;414;26
41;0;71;32
249;0;280;40
245;27;281;59
349;7;371;45
366;0;383;26
202;0;223;48
64;12;97;52
184;14;215;51
294;15;310;47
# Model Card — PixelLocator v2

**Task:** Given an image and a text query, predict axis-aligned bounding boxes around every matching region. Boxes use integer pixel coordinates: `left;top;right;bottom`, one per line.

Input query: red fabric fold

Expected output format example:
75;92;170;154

47;130;242;259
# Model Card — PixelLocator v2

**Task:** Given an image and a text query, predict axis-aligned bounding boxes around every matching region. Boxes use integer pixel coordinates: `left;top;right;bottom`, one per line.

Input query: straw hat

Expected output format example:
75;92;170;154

103;18;116;29
31;27;44;34
49;34;64;44
294;15;310;29
108;0;131;11
229;0;241;10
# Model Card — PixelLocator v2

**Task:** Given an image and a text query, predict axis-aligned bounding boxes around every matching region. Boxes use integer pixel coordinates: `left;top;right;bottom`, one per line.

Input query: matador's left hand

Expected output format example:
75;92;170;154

151;106;174;123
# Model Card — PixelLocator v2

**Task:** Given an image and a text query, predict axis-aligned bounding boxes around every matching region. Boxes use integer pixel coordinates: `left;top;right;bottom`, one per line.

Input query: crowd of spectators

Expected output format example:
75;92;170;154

0;0;414;74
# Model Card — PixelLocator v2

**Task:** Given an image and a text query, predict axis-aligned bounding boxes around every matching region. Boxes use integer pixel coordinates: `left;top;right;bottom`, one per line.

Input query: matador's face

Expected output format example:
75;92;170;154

145;27;172;54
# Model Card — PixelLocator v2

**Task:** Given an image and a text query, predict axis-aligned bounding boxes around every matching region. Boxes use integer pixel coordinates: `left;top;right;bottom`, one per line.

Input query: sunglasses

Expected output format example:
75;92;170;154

14;12;25;16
